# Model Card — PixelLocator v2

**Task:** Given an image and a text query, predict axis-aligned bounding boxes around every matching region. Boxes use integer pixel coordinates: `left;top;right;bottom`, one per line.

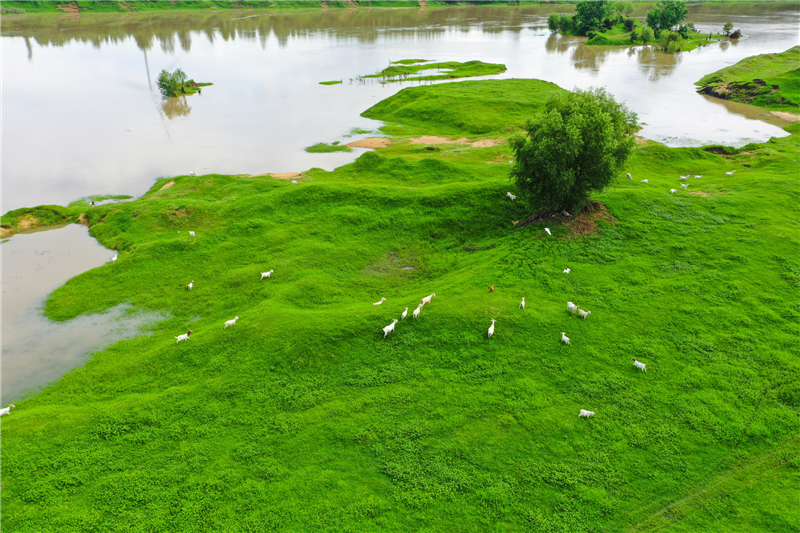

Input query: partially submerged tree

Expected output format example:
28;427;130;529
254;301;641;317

574;0;611;35
509;87;638;213
157;68;188;98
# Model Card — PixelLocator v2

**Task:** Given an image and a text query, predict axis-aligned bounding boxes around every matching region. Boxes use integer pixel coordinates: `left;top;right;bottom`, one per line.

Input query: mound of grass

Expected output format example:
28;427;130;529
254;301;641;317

305;142;352;153
1;205;76;237
319;80;342;85
362;78;566;136
2;77;799;532
362;60;506;83
696;45;800;110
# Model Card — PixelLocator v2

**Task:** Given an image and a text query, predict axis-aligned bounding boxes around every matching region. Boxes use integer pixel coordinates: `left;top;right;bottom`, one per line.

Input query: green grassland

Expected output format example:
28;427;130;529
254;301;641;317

696;45;800;111
305;141;352;153
2;77;799;532
362;60;506;84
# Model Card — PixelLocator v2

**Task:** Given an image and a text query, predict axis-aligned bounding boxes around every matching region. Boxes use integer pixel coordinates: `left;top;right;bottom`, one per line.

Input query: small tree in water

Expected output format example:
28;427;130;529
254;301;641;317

509;87;638;213
157;68;188;98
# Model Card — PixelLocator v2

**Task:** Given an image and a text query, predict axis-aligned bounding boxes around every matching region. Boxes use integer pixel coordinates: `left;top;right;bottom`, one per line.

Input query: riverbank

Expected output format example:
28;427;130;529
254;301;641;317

2;73;798;531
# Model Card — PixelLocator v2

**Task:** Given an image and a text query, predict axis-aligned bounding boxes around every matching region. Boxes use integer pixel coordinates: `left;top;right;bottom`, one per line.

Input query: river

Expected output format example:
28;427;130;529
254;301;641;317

1;2;798;403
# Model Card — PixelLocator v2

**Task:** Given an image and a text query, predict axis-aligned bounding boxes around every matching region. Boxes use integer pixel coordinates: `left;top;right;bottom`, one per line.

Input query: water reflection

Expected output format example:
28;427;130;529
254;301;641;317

1;224;163;404
636;45;683;81
161;95;192;120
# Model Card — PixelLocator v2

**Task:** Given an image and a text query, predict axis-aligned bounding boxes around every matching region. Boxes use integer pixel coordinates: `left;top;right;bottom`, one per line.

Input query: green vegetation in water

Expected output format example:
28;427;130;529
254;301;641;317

157;68;212;98
361;60;506;83
305;141;352;153
2;73;800;532
696;45;800;110
319;80;342;85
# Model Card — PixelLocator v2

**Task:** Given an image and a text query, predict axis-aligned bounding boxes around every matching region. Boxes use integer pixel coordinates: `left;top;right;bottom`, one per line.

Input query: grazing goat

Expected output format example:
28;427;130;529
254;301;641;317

694;175;703;179
725;170;735;176
383;319;398;338
189;231;196;237
421;293;436;306
488;319;496;339
401;307;408;320
577;309;591;320
561;332;570;345
567;302;578;315
413;303;422;319
681;183;689;189
0;404;16;416
519;297;525;309
578;409;595;418
640;179;648;183
291;180;299;184
507;192;516;200
632;357;647;372
224;316;239;328
545;228;552;236
261;270;274;280
670;189;677;194
373;297;387;305
564;268;571;274
188;280;194;290
680;175;689;180
627;173;632;180
176;330;193;343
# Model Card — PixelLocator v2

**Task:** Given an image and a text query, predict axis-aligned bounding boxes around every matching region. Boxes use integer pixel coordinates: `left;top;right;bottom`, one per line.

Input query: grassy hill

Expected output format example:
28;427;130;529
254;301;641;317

696;45;800;111
2;78;799;532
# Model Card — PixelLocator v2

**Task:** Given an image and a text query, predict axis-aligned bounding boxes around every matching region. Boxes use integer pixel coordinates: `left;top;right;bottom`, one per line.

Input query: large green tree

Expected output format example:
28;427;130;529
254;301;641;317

574;0;610;35
509;87;638;212
646;0;688;33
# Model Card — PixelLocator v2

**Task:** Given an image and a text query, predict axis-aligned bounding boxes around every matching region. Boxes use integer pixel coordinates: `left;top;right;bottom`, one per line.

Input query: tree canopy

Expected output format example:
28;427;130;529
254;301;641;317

645;0;688;33
574;0;610;35
156;68;187;98
509;87;638;212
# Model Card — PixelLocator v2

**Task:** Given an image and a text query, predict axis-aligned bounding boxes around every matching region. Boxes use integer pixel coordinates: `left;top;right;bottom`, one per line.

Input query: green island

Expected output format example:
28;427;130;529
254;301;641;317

3;62;800;532
360;59;506;84
696;45;800;111
319;80;343;86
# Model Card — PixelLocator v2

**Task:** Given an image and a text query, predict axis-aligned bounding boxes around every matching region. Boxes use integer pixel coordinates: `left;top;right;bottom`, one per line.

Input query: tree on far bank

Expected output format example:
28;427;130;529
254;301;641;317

646;0;688;33
574;0;610;35
509;87;638;213
641;26;655;44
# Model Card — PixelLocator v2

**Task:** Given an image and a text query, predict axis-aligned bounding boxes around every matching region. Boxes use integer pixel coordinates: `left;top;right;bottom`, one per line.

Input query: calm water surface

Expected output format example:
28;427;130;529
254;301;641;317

2;3;799;212
1;3;798;402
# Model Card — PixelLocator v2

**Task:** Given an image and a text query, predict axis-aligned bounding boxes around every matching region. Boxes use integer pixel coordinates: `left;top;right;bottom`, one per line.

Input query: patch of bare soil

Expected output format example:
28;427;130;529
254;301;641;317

346;138;390;149
471;139;504;148
410;136;469;145
519;200;617;238
0;227;12;239
78;213;89;226
159;180;176;191
56;2;80;13
770;110;800;122
270;172;301;180
17;215;40;231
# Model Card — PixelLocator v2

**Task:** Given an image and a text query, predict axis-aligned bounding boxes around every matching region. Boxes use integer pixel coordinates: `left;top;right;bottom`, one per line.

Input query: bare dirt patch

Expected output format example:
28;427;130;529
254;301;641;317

0;227;12;239
270;172;301;180
347;138;390;149
410;136;469;145
78;213;89;226
56;2;80;13
17;215;40;231
519;201;617;238
471;139;504;148
770;110;800;122
159;180;176;191
690;191;727;196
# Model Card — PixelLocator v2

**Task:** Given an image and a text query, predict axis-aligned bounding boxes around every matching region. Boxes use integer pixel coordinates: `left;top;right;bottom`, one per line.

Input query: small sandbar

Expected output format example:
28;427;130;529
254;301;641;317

770;110;800;122
270;172;301;180
346;137;390;149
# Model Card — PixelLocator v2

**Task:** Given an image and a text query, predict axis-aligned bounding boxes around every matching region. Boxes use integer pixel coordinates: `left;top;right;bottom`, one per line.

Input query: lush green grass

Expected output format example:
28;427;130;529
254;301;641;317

362;78;566;136
585;22;723;51
696;45;800;110
305;141;352;153
319;80;343;85
361;60;506;84
2;78;799;532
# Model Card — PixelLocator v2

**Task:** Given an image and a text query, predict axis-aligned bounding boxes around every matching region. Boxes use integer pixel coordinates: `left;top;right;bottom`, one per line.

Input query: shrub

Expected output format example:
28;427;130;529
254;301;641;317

623;17;636;32
156;68;188;98
559;14;575;33
1;5;26;14
641;26;655;44
548;13;559;33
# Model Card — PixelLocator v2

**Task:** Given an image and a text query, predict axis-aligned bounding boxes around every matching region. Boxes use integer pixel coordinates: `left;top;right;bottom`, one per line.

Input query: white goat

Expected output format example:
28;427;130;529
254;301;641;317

680;175;689;180
291;180;299;184
519;297;525;309
383;319;398;338
175;330;193;343
681;183;689;189
578;409;595;418
189;231;196;237
401;307;408;320
0;404;16;416
632;357;647;372
564;268;571;274
373;297;387;305
224;316;239;328
694;175;703;179
670;189;677;194
421;293;436;306
725;170;736;176
577;309;591;320
561;332;570;345
488;319;496;339
507;192;516;200
627;173;632;180
545;228;552;236
261;270;274;280
111;253;118;263
412;303;422;319
567;302;578;315
188;280;194;290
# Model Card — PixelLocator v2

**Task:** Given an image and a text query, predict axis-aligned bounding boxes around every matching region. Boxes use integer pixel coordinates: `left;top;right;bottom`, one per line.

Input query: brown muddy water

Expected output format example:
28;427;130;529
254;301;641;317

1;2;799;402
1;224;162;404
